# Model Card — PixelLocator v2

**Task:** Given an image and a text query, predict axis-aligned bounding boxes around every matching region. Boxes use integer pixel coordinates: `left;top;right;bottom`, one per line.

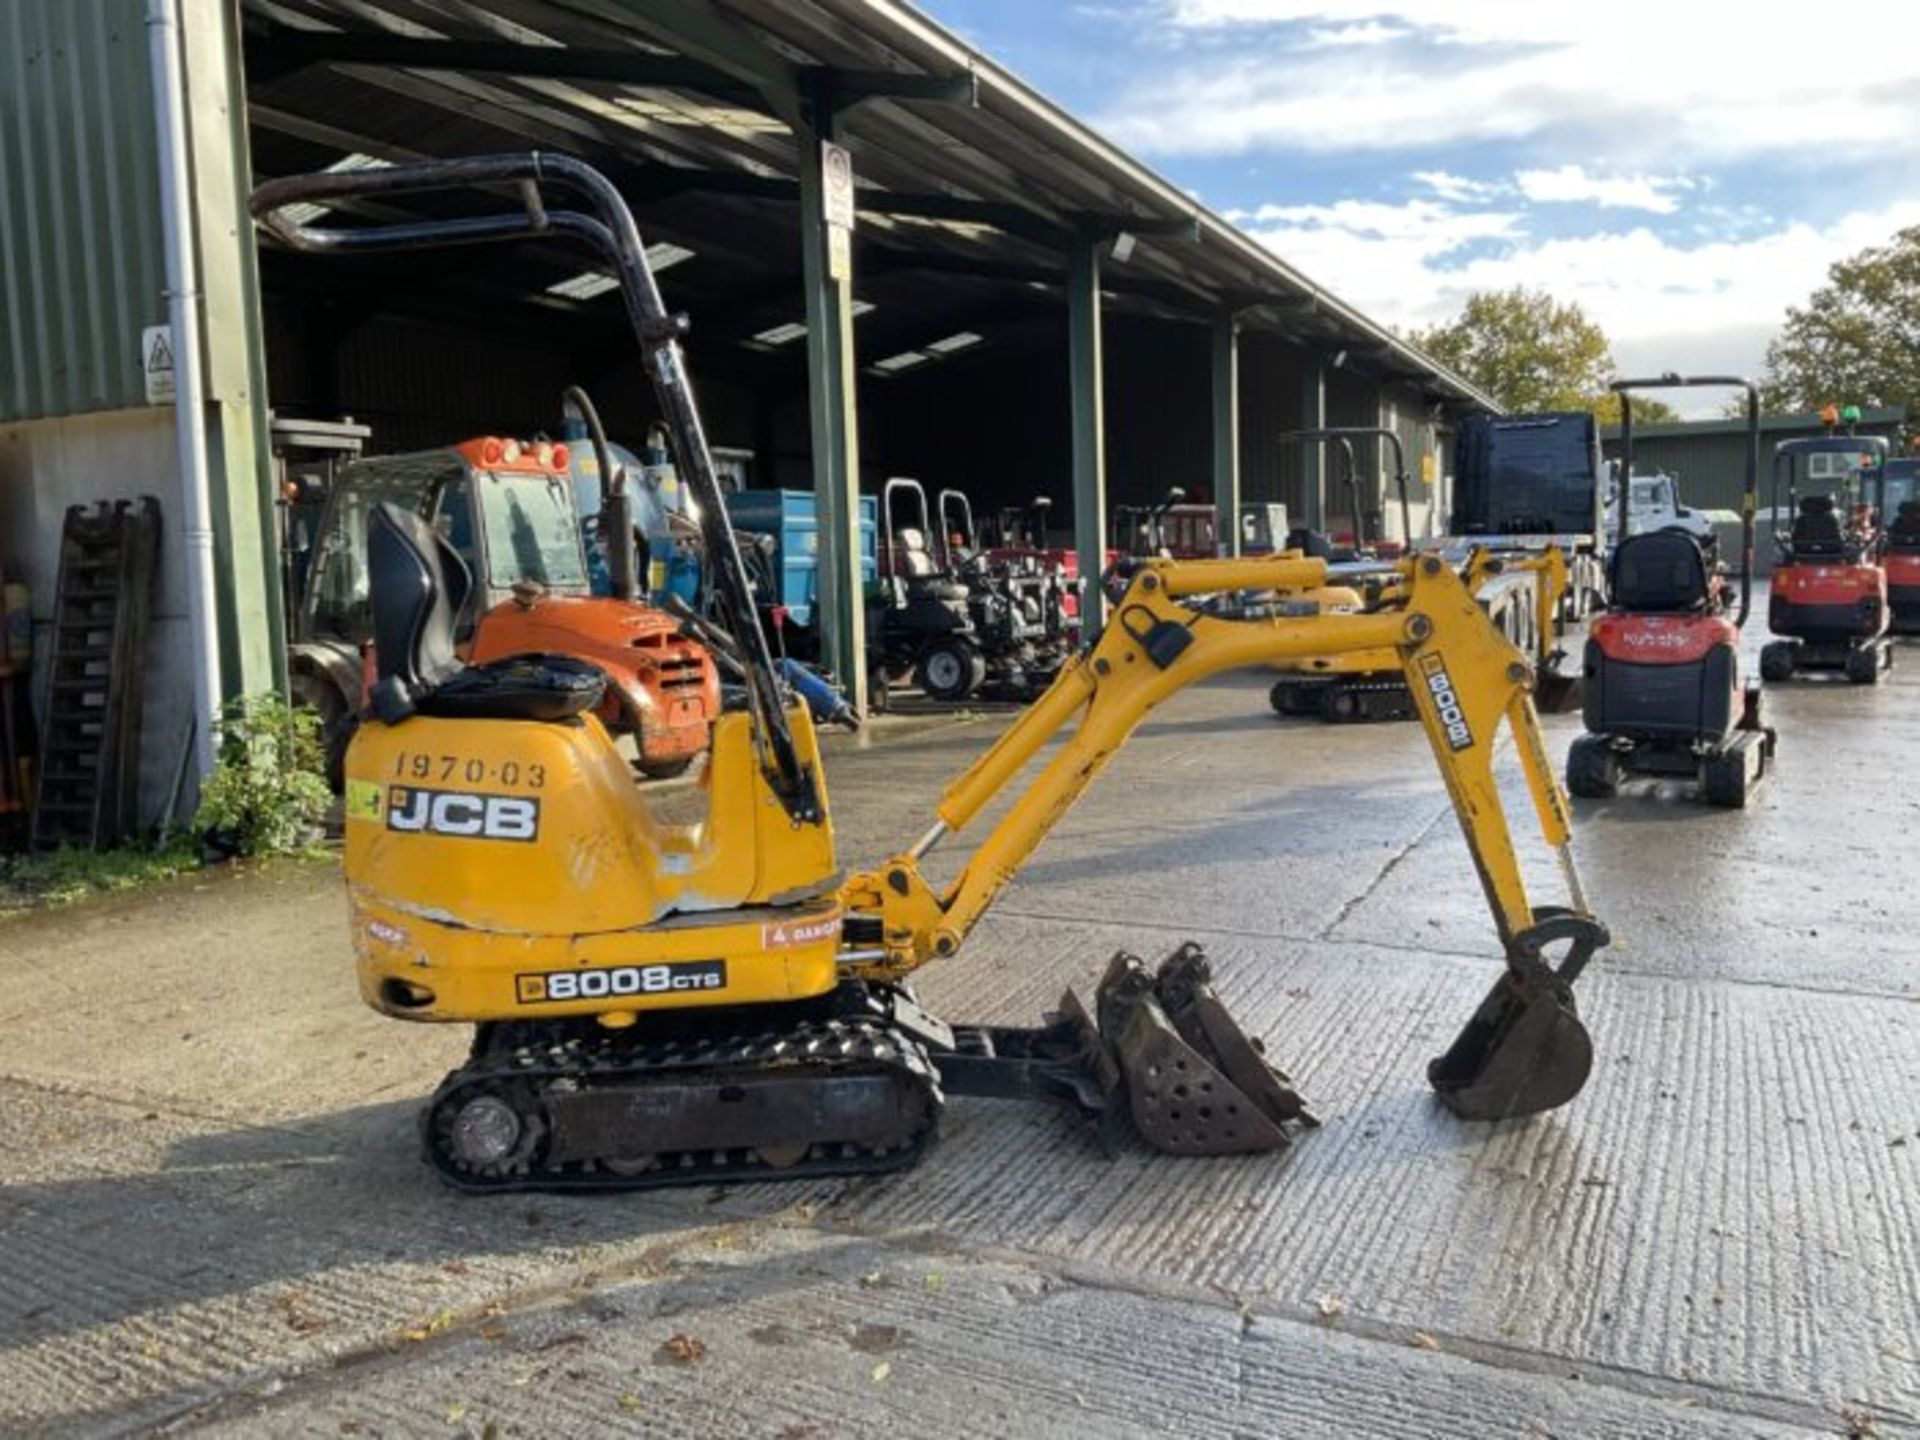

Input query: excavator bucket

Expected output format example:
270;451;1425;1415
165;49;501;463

1532;649;1585;714
1085;944;1317;1155
1427;914;1603;1120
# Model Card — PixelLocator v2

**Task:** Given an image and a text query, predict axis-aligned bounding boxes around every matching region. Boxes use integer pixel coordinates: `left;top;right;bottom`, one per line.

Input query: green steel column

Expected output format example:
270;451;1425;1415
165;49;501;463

1299;353;1327;529
796;100;868;713
1068;239;1106;635
181;0;284;699
1212;313;1240;556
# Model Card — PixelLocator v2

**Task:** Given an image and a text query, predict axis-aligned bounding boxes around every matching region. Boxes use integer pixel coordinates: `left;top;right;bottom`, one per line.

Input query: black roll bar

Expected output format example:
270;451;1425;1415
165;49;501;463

251;153;822;821
1610;374;1759;629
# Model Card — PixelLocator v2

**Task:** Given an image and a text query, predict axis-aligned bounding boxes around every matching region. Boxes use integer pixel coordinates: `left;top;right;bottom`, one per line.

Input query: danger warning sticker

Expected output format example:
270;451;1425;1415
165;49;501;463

762;913;843;950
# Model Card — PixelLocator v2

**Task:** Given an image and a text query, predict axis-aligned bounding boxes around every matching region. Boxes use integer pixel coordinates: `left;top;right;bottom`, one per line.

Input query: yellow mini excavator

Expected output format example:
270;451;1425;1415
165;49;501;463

1264;427;1582;722
253;156;1610;1193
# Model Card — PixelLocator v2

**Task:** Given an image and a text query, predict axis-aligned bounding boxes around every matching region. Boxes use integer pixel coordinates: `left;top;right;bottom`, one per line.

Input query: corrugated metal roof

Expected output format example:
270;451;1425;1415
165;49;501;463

1;0;168;422
239;0;1498;414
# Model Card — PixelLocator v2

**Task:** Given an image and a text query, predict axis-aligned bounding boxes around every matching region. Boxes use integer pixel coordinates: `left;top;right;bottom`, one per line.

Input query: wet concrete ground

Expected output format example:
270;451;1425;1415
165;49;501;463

1;620;1916;1437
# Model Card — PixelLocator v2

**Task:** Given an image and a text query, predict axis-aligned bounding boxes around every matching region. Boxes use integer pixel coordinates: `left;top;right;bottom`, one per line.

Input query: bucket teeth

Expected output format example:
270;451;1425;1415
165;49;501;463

1078;943;1313;1156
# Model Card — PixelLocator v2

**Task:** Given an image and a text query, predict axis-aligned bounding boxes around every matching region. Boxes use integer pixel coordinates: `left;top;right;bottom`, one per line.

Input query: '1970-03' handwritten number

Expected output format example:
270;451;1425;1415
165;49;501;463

392;753;546;789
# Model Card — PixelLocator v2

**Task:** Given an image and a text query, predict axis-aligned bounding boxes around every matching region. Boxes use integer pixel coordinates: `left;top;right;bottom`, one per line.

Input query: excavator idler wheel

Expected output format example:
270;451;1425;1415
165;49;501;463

1428;911;1607;1122
430;1079;550;1180
1089;944;1314;1155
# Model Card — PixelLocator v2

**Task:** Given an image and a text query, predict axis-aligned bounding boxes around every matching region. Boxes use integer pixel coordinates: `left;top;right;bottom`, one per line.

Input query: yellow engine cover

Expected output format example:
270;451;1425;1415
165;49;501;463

342;705;842;1023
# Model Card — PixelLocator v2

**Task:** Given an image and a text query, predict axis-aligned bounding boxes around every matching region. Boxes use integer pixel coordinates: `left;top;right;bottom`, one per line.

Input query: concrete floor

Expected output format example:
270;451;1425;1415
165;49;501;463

1;631;1916;1438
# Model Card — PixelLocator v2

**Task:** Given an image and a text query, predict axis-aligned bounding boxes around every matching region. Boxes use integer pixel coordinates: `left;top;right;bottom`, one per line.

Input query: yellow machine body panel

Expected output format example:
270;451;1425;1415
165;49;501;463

343;705;842;1023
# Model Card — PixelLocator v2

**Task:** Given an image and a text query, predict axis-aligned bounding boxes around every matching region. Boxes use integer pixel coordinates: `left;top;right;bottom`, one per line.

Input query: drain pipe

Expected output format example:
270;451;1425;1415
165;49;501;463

147;0;222;778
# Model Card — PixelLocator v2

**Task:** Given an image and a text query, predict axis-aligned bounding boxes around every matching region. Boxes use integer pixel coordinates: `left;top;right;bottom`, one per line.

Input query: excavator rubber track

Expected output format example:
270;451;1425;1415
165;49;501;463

1269;673;1418;723
423;999;942;1193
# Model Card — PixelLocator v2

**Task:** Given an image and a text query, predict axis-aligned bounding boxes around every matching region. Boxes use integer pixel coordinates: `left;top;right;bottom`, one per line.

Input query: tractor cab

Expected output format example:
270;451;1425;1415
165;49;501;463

299;434;719;779
1761;419;1891;683
301;438;589;648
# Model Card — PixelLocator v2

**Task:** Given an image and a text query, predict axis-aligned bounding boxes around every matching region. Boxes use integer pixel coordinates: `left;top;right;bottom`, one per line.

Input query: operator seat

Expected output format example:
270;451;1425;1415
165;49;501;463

1790;495;1846;558
367;502;605;725
890;525;969;603
1609;529;1710;614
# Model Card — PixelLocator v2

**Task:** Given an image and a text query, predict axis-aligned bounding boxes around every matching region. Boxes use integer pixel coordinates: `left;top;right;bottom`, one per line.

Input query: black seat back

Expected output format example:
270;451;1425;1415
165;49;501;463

366;501;608;726
368;502;469;722
1610;529;1709;613
1790;495;1845;558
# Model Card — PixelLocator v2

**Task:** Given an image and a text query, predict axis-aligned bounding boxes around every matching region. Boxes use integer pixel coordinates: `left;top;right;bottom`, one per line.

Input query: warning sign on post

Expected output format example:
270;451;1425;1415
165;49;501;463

821;142;855;230
142;325;175;405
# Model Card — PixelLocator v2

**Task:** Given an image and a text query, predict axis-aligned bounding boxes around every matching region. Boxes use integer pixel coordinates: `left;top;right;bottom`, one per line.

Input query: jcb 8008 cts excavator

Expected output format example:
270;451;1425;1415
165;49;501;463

252;155;1610;1192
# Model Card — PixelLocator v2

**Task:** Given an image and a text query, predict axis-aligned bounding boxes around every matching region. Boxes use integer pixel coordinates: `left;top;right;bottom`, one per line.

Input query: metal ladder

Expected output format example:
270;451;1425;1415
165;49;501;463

31;498;161;851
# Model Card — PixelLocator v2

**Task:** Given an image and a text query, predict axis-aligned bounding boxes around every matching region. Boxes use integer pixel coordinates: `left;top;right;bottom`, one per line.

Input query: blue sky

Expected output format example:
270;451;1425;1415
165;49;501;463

921;1;1920;411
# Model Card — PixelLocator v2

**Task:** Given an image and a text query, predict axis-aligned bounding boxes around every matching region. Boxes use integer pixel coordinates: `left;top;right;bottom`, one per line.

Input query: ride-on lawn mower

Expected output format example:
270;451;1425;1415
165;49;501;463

870;476;982;702
1567;375;1774;807
1761;416;1893;684
936;488;1074;699
253;154;1610;1193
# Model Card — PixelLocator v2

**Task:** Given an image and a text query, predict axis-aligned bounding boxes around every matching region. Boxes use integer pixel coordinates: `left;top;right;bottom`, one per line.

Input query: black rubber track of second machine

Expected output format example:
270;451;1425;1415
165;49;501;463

1272;674;1416;722
423;1006;942;1194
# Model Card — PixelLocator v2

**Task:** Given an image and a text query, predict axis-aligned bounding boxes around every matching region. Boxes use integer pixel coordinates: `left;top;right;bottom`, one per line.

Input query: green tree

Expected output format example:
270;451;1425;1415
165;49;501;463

1407;287;1677;421
1759;225;1920;426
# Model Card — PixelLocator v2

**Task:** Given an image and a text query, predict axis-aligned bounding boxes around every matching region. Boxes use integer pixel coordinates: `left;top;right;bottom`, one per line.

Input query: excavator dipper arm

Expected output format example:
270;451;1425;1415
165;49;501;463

844;551;1606;1123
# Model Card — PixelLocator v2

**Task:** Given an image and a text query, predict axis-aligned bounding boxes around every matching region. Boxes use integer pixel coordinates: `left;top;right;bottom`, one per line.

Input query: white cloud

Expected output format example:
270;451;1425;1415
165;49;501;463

1105;3;1920;165
1301;20;1408;46
1411;170;1509;203
1514;165;1692;213
1238;198;1920;405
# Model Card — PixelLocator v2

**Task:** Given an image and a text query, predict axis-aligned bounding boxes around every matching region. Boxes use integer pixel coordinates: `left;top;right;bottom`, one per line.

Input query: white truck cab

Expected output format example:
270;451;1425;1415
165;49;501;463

1605;470;1715;544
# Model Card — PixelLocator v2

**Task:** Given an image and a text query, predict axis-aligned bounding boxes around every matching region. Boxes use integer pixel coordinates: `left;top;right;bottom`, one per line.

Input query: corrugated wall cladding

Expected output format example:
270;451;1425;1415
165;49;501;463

1601;410;1906;515
1;0;166;422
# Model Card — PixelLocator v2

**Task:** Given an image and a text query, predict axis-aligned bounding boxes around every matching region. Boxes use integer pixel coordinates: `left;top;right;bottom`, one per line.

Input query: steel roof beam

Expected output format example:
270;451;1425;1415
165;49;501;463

243;25;973;117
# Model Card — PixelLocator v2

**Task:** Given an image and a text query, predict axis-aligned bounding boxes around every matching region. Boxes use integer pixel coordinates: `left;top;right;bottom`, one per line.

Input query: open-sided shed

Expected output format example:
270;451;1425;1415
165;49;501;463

3;0;1494;805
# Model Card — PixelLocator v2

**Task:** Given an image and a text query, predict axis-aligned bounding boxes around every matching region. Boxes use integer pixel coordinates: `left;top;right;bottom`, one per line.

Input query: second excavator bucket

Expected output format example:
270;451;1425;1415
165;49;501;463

1532;650;1585;714
1427;912;1605;1120
1085;944;1317;1155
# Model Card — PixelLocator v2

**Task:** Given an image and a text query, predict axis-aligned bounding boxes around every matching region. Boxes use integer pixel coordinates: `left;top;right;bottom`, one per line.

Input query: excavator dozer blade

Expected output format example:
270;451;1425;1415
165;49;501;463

1086;945;1316;1155
1427;961;1593;1121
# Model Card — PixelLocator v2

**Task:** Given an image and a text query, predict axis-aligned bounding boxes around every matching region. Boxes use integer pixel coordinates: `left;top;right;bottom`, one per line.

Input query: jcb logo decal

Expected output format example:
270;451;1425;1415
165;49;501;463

1417;654;1475;752
387;785;540;842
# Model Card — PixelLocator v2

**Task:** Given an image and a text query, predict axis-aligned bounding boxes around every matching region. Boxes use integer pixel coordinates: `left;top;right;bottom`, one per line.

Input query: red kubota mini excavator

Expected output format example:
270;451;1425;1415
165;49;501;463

1761;407;1892;684
1884;454;1920;633
251;154;1611;1194
1567;375;1774;807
